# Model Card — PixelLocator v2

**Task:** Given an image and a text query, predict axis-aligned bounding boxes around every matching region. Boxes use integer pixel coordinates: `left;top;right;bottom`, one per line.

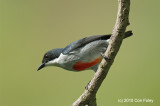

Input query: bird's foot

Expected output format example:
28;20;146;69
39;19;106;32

85;80;91;90
101;53;111;61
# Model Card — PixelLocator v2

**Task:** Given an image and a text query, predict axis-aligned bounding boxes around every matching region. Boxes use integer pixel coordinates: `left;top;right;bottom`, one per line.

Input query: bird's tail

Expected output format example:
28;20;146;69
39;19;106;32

124;30;133;39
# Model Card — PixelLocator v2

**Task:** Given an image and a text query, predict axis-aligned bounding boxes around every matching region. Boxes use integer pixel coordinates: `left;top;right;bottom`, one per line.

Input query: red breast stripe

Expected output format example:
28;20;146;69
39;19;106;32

73;57;102;71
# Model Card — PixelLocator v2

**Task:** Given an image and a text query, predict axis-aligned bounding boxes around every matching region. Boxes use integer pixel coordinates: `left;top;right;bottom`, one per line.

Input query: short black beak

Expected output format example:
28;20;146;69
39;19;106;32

37;63;45;71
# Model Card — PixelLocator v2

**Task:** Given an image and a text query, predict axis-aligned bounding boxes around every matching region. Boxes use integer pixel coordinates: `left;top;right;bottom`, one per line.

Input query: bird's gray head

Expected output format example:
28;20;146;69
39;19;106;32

37;48;63;71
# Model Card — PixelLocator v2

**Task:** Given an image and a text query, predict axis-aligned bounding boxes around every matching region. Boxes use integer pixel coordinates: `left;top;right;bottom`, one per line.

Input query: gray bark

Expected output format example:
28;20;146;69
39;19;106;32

72;0;131;105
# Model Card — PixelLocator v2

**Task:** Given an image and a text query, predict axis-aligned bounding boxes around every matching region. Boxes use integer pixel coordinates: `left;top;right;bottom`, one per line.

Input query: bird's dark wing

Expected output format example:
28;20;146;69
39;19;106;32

62;31;132;55
62;34;111;55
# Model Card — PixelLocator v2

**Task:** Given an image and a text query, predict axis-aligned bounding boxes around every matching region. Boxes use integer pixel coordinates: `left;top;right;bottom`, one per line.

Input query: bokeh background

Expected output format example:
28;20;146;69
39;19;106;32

0;0;160;106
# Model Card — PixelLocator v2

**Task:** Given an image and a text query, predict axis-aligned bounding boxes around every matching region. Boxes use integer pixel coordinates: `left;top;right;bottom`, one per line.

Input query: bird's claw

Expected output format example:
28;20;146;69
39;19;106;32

85;80;91;90
101;53;111;61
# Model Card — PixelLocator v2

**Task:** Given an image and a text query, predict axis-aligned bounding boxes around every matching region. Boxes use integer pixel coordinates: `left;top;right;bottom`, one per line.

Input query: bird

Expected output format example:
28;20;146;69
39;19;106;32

37;31;132;72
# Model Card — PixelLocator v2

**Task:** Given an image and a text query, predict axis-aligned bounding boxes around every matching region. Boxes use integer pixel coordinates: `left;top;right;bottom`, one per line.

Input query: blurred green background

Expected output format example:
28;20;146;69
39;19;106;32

0;0;160;106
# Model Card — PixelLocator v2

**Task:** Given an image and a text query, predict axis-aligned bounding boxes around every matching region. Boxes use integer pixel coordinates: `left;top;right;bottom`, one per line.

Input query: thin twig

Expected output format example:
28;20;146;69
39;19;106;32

72;0;131;105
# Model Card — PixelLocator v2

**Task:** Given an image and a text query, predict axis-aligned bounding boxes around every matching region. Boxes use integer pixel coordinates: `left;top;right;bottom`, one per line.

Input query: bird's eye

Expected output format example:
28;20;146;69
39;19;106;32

45;55;49;58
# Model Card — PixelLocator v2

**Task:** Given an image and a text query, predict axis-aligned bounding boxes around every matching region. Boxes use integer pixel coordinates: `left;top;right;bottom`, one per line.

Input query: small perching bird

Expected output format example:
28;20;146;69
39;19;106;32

37;31;132;72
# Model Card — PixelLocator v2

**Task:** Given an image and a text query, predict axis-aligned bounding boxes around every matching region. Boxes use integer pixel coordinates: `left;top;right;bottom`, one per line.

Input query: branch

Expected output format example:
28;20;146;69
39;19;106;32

72;0;130;105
